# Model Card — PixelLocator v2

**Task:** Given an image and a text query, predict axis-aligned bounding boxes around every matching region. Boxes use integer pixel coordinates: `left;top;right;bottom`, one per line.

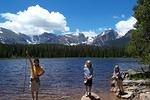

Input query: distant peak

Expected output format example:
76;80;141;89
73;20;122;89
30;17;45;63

100;29;116;36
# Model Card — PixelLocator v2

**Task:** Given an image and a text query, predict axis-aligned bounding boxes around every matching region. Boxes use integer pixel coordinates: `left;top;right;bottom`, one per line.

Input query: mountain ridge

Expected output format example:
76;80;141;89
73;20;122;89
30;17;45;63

0;27;131;46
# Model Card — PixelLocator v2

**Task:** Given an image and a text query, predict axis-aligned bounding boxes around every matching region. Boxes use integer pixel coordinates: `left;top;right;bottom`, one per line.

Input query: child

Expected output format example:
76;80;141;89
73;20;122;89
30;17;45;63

84;60;93;97
26;52;45;100
112;64;124;95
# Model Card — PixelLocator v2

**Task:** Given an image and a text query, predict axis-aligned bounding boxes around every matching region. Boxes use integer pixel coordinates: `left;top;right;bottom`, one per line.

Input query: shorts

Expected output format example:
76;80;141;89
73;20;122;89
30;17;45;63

84;79;92;87
30;78;40;92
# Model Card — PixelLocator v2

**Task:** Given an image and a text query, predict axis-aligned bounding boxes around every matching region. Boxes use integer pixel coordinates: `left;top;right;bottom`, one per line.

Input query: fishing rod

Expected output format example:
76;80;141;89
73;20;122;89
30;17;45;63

23;54;28;92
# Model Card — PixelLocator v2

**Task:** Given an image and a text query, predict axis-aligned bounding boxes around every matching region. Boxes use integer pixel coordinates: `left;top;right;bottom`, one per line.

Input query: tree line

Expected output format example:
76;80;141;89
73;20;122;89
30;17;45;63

0;43;128;58
127;0;150;65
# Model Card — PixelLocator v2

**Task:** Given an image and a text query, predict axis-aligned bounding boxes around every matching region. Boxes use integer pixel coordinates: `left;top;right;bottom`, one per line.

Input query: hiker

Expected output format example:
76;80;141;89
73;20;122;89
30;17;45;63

84;60;93;97
26;51;45;100
112;64;124;95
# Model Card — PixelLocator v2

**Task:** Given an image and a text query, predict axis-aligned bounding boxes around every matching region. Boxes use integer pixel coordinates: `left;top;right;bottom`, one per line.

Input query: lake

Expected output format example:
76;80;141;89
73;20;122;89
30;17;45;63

0;58;140;100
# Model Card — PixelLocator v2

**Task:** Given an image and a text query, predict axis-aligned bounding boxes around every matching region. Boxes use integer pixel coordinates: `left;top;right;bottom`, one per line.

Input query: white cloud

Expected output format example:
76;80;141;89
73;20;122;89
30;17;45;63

113;16;119;19
0;5;69;35
121;14;125;18
115;16;137;36
113;14;125;19
103;28;112;31
98;28;103;31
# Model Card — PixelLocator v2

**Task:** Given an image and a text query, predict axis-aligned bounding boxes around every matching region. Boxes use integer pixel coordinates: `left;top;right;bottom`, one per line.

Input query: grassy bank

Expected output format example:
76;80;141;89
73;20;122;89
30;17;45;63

129;72;150;80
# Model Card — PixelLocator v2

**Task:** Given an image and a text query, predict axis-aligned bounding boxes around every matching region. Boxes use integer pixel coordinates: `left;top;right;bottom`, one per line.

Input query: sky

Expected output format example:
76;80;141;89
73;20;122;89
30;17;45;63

0;0;137;37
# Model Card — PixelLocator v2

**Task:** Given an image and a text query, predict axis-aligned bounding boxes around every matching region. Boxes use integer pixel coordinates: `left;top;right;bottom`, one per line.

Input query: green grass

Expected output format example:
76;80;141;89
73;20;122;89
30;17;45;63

129;72;150;80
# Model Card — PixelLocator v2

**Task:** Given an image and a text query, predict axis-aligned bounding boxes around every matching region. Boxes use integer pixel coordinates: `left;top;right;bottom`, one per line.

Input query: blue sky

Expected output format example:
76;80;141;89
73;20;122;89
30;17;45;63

0;0;137;36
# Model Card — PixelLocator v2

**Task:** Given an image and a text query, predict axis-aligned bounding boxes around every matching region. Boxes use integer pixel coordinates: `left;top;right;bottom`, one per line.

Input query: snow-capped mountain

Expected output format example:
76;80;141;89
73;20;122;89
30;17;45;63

0;27;27;44
0;27;88;45
0;27;130;46
93;29;119;46
104;30;132;47
32;32;60;44
60;33;87;45
18;33;32;44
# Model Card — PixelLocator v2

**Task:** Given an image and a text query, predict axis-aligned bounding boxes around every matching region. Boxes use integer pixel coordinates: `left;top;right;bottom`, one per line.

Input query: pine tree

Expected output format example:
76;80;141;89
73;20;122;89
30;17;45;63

128;0;150;70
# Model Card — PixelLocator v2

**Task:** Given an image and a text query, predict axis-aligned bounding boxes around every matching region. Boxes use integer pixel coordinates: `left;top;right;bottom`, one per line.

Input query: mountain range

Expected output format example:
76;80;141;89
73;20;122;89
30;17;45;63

0;27;131;47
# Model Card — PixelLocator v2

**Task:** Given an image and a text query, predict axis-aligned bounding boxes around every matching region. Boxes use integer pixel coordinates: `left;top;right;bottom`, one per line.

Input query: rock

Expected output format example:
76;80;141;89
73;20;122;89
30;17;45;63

116;91;134;99
123;79;150;86
143;79;150;86
140;92;150;100
61;96;70;99
81;92;100;100
126;86;138;92
141;89;150;93
127;69;137;75
123;80;135;86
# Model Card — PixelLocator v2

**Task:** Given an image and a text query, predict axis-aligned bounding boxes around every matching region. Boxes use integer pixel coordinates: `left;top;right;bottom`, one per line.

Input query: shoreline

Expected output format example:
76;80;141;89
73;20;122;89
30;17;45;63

1;80;149;100
0;91;122;100
0;57;138;59
111;67;150;100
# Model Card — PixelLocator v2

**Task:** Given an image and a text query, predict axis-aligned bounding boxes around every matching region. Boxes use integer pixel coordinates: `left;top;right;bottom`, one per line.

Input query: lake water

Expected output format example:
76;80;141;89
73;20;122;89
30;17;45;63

0;58;140;100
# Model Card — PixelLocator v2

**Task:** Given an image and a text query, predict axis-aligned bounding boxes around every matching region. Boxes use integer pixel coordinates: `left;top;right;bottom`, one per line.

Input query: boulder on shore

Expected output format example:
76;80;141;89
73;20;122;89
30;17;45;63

81;92;100;100
140;92;150;100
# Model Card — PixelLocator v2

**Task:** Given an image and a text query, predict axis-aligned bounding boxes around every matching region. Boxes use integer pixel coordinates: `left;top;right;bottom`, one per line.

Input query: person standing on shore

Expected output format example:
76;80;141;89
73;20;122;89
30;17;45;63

112;64;124;95
84;60;93;97
26;51;45;100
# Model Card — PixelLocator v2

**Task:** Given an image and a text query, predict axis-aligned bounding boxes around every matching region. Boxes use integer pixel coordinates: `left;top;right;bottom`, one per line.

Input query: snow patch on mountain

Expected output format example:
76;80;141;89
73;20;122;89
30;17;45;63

70;43;78;46
26;40;32;44
86;37;94;44
100;32;105;36
116;32;123;39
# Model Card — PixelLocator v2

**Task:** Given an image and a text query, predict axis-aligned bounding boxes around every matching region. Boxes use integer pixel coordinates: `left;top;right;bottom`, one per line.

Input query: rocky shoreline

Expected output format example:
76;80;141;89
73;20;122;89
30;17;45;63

123;79;150;100
111;68;150;100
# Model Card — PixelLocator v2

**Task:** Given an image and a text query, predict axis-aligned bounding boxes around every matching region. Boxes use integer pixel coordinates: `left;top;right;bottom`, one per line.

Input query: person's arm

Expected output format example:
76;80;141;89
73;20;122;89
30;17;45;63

87;75;92;80
84;68;93;80
38;66;45;76
112;71;118;79
87;74;93;79
116;72;120;78
26;51;33;66
87;67;93;79
41;67;45;76
84;68;89;79
26;51;36;78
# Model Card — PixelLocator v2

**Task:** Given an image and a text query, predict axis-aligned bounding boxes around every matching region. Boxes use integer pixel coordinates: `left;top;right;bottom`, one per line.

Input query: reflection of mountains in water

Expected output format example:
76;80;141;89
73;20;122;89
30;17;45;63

0;27;131;47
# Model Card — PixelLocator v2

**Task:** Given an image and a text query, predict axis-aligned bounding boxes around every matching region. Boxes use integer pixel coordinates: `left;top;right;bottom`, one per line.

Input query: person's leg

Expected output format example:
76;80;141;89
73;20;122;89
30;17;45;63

89;86;91;96
36;91;38;100
31;81;35;100
89;79;92;96
85;85;88;96
117;80;124;95
116;80;121;94
120;81;124;93
32;91;35;100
